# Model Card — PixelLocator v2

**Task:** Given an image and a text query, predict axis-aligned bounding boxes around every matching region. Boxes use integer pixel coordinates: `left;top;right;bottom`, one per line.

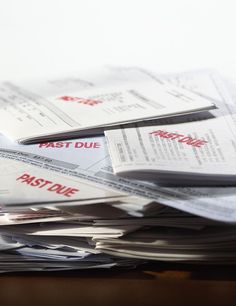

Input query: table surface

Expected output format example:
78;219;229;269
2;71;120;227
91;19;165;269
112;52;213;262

0;262;236;306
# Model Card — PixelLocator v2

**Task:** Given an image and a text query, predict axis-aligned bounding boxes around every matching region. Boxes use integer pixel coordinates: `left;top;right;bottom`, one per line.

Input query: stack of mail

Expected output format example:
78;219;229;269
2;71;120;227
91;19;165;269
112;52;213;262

0;67;236;272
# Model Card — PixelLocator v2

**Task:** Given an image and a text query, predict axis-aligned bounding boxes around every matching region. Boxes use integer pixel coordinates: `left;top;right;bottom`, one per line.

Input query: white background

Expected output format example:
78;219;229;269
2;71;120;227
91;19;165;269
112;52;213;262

0;0;235;80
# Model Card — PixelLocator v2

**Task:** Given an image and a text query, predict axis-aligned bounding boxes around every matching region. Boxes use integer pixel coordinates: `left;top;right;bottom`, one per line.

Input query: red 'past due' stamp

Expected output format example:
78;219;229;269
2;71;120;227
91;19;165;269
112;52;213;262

57;96;102;106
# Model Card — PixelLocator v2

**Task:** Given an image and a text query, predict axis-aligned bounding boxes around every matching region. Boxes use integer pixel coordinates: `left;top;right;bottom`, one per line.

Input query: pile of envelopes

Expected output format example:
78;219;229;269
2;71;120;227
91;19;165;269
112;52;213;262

0;67;236;272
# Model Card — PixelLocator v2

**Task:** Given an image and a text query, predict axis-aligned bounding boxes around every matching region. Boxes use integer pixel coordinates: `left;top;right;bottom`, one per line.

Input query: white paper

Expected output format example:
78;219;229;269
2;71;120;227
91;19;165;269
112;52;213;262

0;68;214;143
105;114;236;180
0;157;124;205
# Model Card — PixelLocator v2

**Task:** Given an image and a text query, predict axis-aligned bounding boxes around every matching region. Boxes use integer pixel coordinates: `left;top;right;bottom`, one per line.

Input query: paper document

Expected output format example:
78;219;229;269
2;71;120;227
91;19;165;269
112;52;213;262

0;156;125;206
105;114;236;183
0;69;214;143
